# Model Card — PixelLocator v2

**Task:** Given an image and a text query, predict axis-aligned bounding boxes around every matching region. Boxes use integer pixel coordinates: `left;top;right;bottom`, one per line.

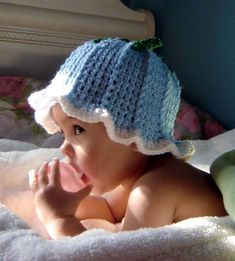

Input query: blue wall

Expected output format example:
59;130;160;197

122;0;235;129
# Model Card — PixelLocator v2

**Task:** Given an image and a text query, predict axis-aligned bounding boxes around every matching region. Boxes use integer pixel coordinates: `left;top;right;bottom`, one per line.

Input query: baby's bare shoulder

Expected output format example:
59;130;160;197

123;157;180;228
134;156;204;192
134;155;226;221
132;156;220;209
123;155;226;229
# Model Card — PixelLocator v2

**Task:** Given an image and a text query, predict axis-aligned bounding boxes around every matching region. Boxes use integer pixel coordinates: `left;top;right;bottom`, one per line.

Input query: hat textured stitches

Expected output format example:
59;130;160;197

28;38;193;157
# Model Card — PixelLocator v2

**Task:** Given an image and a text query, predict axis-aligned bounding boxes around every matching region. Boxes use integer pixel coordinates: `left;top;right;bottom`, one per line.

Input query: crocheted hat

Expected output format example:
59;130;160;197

28;38;193;158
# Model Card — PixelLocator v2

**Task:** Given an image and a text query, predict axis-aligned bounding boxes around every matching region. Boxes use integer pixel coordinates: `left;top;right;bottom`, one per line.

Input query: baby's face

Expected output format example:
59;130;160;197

51;104;146;194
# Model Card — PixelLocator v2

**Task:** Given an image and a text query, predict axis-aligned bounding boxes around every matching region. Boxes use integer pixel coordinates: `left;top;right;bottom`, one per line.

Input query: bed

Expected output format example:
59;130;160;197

0;0;235;260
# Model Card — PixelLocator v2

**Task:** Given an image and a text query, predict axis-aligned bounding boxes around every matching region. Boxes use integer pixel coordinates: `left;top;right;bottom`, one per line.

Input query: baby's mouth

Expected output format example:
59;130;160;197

80;173;89;185
71;165;90;185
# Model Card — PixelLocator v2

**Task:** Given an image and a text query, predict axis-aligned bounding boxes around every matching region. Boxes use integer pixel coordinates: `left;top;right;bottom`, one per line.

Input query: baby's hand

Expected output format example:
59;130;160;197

30;158;92;226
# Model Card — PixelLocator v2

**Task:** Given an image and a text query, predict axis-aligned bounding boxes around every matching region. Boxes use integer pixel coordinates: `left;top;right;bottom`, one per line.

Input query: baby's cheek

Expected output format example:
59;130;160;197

74;143;105;175
80;157;98;174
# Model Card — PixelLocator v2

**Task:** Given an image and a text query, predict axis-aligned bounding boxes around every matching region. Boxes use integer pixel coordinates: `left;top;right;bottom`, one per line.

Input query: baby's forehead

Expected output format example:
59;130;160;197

51;103;68;119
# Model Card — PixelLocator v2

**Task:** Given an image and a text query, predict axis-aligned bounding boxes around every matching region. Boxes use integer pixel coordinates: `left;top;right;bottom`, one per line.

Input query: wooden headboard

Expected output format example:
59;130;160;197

0;0;154;81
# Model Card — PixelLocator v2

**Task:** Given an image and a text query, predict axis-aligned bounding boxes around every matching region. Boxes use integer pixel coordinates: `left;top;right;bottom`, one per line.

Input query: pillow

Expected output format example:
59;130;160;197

0;77;48;144
174;99;226;140
187;128;235;173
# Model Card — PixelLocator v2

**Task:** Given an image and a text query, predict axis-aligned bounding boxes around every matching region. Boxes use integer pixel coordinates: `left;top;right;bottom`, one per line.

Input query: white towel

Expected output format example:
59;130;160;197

0;203;234;260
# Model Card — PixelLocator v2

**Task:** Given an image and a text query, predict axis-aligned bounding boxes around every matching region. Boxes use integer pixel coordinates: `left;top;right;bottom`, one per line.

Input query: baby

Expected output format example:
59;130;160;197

28;38;226;240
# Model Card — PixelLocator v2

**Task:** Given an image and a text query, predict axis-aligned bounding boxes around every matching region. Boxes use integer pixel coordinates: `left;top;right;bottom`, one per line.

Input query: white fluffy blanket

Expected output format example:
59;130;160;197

0;206;234;261
0;129;235;260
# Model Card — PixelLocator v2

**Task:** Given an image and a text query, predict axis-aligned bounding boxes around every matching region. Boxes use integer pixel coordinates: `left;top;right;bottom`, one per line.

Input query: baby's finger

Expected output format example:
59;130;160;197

50;158;61;187
38;162;49;186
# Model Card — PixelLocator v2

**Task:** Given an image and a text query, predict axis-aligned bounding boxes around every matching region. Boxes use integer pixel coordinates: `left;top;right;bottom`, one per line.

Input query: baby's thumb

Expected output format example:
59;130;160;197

76;184;93;200
28;169;38;191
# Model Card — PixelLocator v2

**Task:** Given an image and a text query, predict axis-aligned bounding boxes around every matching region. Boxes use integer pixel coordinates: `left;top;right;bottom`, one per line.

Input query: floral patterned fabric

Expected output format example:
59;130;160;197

0;76;226;146
0;76;51;145
174;99;225;140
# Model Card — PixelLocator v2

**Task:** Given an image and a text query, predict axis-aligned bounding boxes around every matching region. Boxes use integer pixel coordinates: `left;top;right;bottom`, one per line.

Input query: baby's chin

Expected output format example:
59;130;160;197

83;173;118;195
89;181;114;196
90;184;107;196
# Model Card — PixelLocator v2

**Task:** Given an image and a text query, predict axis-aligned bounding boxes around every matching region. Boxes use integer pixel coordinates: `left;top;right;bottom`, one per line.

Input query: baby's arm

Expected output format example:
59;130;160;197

121;171;176;230
77;169;176;232
75;195;116;222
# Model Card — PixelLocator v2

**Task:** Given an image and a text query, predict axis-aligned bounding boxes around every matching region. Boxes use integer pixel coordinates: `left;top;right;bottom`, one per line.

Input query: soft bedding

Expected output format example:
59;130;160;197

0;77;64;148
0;206;234;260
0;130;235;260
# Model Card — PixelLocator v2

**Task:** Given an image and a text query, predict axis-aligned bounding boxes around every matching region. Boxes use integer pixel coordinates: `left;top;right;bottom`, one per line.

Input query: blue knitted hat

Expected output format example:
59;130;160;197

28;38;193;158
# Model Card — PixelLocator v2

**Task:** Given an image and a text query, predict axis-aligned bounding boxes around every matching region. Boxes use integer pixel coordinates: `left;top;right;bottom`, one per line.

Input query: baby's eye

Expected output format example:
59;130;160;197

73;125;85;135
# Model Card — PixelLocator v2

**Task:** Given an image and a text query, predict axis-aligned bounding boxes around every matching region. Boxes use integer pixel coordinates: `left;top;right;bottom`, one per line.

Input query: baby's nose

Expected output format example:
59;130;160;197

60;139;74;158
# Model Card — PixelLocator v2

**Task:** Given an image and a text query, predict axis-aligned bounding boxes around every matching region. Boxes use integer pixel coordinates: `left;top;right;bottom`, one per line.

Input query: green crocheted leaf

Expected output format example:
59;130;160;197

131;38;163;51
93;38;108;43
